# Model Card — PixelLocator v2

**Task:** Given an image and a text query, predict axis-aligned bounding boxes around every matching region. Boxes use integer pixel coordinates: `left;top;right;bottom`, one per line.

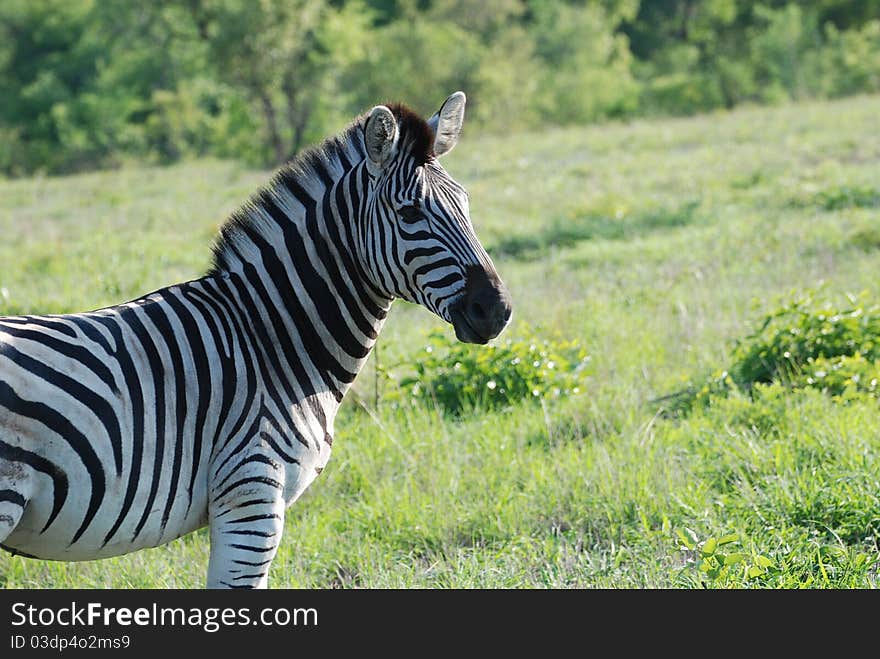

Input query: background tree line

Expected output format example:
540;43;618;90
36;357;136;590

1;0;878;176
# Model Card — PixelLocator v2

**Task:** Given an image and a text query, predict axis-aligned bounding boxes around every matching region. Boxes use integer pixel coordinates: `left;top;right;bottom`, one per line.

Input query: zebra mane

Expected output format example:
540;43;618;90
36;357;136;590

208;103;434;276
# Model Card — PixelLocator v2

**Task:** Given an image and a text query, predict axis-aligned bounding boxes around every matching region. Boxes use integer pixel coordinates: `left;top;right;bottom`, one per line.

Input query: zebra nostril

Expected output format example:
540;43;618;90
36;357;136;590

469;299;487;320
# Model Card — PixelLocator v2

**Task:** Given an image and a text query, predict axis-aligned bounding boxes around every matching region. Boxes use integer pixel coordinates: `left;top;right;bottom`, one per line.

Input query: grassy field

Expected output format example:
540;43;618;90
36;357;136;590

1;95;878;588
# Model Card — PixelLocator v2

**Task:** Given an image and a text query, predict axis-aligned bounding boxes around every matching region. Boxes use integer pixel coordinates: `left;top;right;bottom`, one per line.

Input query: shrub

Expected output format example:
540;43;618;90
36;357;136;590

530;2;640;123
748;3;824;101
641;71;726;116
819;20;880;97
391;325;592;416
788;354;880;400
670;292;880;413
729;292;880;387
815;185;880;211
341;15;484;120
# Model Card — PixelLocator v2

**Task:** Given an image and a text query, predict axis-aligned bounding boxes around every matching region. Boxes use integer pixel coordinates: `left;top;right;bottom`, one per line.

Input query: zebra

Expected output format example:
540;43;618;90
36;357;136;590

0;92;511;588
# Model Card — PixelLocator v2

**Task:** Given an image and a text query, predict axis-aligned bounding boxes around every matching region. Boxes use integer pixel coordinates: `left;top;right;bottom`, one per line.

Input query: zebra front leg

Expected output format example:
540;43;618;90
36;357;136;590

207;472;286;589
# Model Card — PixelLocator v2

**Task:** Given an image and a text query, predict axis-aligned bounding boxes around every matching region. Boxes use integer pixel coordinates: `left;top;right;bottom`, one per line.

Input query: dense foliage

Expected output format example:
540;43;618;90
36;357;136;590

677;292;880;412
2;0;879;175
390;325;591;415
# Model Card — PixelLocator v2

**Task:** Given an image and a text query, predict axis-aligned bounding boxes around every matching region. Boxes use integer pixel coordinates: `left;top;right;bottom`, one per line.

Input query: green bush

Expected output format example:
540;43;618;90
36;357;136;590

788;353;880;400
641;71;726;116
748;3;824;102
530;2;639;122
815;185;880;211
341;15;484;120
820;20;880;97
671;292;880;413
729;293;879;386
391;325;592;416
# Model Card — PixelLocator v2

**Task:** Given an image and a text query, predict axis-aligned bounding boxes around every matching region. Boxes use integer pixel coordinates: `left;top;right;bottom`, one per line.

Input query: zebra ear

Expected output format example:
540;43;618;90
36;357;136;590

364;105;399;174
427;91;466;157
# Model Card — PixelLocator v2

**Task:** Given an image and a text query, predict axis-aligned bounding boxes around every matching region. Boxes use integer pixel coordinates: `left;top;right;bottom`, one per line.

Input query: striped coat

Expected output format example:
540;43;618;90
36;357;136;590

0;92;511;587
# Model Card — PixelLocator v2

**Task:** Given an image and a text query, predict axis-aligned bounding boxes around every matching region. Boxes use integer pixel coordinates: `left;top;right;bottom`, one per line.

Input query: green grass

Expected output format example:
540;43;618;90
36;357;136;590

1;95;879;588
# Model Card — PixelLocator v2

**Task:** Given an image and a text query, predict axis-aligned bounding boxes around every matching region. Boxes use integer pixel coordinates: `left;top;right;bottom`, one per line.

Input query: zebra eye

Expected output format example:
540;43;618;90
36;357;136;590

398;205;423;224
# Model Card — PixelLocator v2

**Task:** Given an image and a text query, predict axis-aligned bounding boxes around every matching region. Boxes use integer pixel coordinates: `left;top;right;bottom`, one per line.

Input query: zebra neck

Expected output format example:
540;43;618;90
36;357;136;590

210;159;392;416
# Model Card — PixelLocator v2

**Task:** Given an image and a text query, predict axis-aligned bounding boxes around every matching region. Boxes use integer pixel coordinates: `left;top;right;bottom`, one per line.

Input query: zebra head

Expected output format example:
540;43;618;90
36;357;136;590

361;92;512;344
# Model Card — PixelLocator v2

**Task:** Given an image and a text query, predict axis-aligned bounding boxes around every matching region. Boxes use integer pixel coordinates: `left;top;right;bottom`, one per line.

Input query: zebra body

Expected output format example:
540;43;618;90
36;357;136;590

0;93;511;587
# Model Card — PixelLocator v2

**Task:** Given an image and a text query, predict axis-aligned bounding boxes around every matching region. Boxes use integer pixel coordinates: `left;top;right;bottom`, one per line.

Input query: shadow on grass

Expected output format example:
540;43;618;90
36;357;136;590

488;200;701;261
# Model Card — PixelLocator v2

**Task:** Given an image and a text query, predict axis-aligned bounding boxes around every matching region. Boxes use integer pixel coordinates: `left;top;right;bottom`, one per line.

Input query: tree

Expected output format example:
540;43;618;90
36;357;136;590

180;0;359;163
0;0;101;173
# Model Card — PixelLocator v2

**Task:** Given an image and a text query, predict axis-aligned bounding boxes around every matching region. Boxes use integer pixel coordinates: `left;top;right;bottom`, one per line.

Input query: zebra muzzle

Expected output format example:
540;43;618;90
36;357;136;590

450;266;512;344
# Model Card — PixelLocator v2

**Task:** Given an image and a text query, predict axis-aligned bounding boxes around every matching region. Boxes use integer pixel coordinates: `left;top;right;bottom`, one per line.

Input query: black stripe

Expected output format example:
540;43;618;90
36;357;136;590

164;287;215;515
119;306;168;541
398;227;436;242
232;558;273;567
423;272;462;291
383;205;412;298
308;155;334;188
316;185;380;337
227;530;276;538
330;173;388;317
94;314;146;547
424;194;475;261
1;343;124;476
229;543;276;554
0;489;26;508
318;225;381;339
184;281;251;458
346;165;392;303
0;316;77;338
0;544;41;558
259;399;311;453
413;256;458;280
185;284;235;360
218;264;306;406
0;324;119;395
404;245;446;265
232;572;267;581
142;299;188;532
242;216;360;383
69;315;116;355
259;429;304;464
433;288;466;308
211;408;262;481
212;476;283;503
0;390;100;543
335;141;352;170
212;451;281;492
213;499;276;518
208;276;304;455
350;132;366;158
234;251;345;413
225;515;280;525
373;206;406;299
